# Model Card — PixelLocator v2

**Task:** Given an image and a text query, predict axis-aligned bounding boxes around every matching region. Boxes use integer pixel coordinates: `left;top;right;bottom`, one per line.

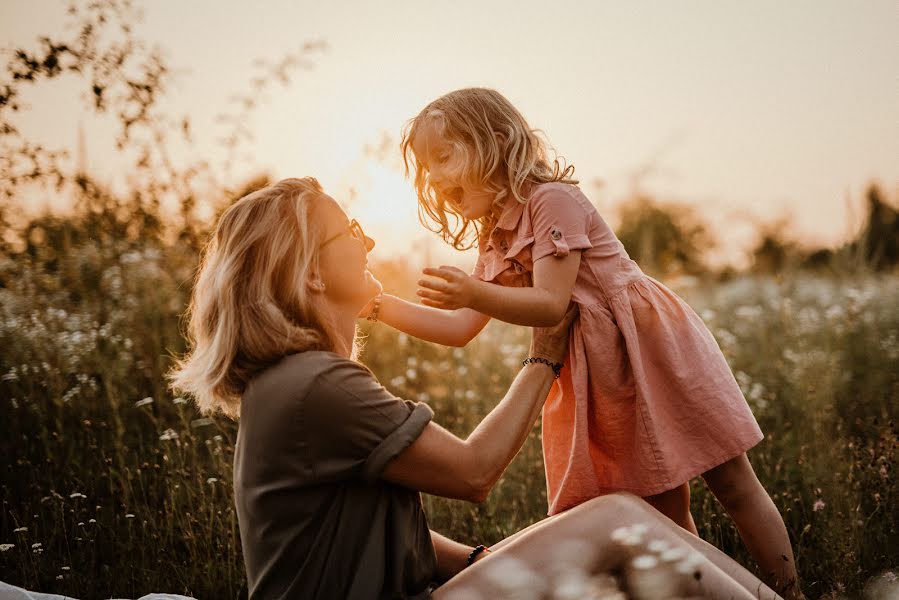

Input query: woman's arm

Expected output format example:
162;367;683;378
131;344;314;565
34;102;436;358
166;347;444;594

380;305;577;501
430;530;477;583
376;294;490;347
417;251;581;327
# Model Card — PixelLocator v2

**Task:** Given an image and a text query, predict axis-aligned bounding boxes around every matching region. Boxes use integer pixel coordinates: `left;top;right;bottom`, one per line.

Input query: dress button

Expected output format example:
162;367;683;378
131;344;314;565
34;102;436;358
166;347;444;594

499;239;509;251
513;262;523;274
551;228;563;241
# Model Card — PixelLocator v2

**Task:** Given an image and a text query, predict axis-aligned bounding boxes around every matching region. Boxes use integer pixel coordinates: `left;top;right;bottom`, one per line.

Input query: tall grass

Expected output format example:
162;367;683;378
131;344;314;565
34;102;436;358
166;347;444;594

1;238;897;598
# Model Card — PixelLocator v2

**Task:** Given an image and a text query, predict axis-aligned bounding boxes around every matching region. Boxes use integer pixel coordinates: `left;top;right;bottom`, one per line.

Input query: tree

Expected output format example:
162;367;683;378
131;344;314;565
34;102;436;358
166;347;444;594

615;195;713;276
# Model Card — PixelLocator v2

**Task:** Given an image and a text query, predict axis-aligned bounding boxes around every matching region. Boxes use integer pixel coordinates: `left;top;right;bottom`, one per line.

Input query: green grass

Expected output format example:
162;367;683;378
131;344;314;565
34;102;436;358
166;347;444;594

1;244;897;598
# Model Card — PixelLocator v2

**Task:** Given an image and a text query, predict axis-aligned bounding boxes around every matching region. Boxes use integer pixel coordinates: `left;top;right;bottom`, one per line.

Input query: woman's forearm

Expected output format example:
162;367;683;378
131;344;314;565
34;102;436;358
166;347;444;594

469;280;566;327
379;294;483;347
464;362;556;497
430;530;473;582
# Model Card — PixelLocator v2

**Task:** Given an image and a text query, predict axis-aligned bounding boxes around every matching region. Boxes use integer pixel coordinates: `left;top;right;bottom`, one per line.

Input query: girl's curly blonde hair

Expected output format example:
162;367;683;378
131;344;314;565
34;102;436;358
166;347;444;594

401;88;577;250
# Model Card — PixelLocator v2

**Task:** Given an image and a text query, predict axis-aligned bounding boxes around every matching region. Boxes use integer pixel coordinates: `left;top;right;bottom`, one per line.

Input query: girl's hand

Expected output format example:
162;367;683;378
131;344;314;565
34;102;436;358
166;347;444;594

417;266;478;310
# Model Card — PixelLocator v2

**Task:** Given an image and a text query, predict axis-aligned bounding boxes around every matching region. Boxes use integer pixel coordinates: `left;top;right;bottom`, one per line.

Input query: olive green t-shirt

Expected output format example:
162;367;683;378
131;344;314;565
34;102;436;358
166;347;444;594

234;351;437;600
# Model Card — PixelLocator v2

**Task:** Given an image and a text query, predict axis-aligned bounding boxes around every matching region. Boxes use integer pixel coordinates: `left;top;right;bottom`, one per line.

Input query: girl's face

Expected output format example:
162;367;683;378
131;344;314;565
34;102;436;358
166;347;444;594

412;118;497;221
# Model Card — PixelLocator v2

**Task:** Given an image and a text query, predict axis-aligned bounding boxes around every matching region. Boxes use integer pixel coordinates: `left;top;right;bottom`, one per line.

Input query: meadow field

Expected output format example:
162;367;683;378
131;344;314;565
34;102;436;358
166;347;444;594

1;237;896;598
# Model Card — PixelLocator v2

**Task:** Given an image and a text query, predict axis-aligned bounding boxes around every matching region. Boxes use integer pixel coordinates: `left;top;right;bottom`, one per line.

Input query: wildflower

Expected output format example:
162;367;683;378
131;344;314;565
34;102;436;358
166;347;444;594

69;492;86;499
159;429;179;441
813;499;826;512
135;397;154;407
405;368;417;380
206;477;218;484
13;527;27;533
173;397;187;405
88;519;96;524
125;514;135;519
190;418;214;428
61;566;70;571
0;544;14;552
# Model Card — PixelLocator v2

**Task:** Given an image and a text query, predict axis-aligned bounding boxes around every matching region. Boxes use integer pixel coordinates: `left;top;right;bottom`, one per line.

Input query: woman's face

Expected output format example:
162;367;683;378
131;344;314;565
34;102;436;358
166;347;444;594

315;198;381;311
413;119;497;221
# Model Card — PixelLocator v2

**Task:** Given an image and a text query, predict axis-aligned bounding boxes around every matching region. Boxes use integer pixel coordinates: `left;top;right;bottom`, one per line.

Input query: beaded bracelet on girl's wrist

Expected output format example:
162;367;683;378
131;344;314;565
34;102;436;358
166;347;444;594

523;356;563;379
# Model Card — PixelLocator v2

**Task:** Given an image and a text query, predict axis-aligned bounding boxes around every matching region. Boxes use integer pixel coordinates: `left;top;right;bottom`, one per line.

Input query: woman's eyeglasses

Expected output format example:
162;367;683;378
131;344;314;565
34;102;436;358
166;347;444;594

320;219;374;252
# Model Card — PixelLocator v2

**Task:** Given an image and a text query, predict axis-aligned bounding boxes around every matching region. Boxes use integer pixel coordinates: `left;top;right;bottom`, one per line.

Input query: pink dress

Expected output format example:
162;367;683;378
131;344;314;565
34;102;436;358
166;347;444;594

472;183;763;515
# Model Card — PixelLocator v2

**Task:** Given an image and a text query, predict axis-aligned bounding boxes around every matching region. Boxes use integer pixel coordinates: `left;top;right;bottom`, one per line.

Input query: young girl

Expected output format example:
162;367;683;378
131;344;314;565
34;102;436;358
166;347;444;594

366;88;802;597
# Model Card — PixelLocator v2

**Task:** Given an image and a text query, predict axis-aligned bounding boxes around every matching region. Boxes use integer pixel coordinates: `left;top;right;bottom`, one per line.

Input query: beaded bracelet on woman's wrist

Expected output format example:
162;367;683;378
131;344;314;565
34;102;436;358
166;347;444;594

522;356;563;379
466;544;490;567
366;293;383;322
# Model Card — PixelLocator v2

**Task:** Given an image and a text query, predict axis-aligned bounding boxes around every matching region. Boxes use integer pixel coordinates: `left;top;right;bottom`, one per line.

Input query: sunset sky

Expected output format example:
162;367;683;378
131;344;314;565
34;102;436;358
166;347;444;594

2;0;897;267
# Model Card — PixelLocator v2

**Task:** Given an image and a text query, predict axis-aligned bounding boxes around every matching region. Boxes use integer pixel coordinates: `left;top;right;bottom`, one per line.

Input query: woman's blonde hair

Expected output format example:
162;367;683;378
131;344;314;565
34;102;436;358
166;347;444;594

401;88;577;250
168;177;341;419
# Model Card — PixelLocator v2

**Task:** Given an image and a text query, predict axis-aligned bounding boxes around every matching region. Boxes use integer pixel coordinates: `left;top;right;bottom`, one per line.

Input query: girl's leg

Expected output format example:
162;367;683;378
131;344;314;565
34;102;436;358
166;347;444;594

434;493;780;600
702;453;804;599
643;481;699;535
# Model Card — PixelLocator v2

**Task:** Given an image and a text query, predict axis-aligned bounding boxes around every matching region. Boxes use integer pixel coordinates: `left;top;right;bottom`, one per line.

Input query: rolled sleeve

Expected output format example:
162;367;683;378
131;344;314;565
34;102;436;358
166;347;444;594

307;357;434;483
529;186;594;261
361;402;433;482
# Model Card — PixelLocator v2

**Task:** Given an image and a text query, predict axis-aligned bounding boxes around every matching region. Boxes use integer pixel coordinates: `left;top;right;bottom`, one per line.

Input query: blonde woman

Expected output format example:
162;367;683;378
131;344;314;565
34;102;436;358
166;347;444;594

169;177;781;600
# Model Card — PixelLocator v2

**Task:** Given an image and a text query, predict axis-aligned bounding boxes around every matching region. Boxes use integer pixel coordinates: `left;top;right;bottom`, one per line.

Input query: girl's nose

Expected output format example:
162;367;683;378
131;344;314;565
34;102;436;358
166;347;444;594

364;235;375;252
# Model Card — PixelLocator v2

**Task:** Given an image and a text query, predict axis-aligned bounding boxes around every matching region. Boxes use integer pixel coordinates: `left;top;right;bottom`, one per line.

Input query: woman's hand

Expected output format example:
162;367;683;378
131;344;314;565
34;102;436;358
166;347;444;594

417;266;479;310
529;302;578;364
356;275;384;319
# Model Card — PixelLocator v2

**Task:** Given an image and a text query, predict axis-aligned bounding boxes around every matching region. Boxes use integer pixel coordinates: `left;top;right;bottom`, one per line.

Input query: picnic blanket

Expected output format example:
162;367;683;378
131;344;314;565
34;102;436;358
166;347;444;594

0;582;196;600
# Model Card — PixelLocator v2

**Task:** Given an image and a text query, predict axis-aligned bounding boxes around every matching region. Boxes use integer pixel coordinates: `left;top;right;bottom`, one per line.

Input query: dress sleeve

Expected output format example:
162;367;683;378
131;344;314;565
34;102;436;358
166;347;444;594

528;186;594;262
471;251;487;281
306;358;434;484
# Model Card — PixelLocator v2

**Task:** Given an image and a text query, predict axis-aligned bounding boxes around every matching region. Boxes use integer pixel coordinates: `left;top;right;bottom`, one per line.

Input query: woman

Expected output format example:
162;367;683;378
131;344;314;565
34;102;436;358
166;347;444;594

169;178;782;600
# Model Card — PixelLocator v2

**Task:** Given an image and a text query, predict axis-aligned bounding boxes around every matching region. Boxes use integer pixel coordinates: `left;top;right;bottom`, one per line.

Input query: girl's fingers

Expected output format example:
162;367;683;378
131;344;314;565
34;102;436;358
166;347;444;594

422;267;453;281
418;278;449;292
417;289;449;302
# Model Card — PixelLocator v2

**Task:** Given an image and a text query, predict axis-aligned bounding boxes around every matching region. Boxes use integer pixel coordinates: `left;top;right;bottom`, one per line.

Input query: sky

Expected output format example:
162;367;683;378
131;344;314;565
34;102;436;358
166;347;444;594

2;0;897;268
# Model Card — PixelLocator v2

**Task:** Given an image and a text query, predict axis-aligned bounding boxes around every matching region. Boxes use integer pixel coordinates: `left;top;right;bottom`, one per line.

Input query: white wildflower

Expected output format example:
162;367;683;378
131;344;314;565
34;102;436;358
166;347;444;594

135;397;153;407
0;544;14;552
159;429;179;441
